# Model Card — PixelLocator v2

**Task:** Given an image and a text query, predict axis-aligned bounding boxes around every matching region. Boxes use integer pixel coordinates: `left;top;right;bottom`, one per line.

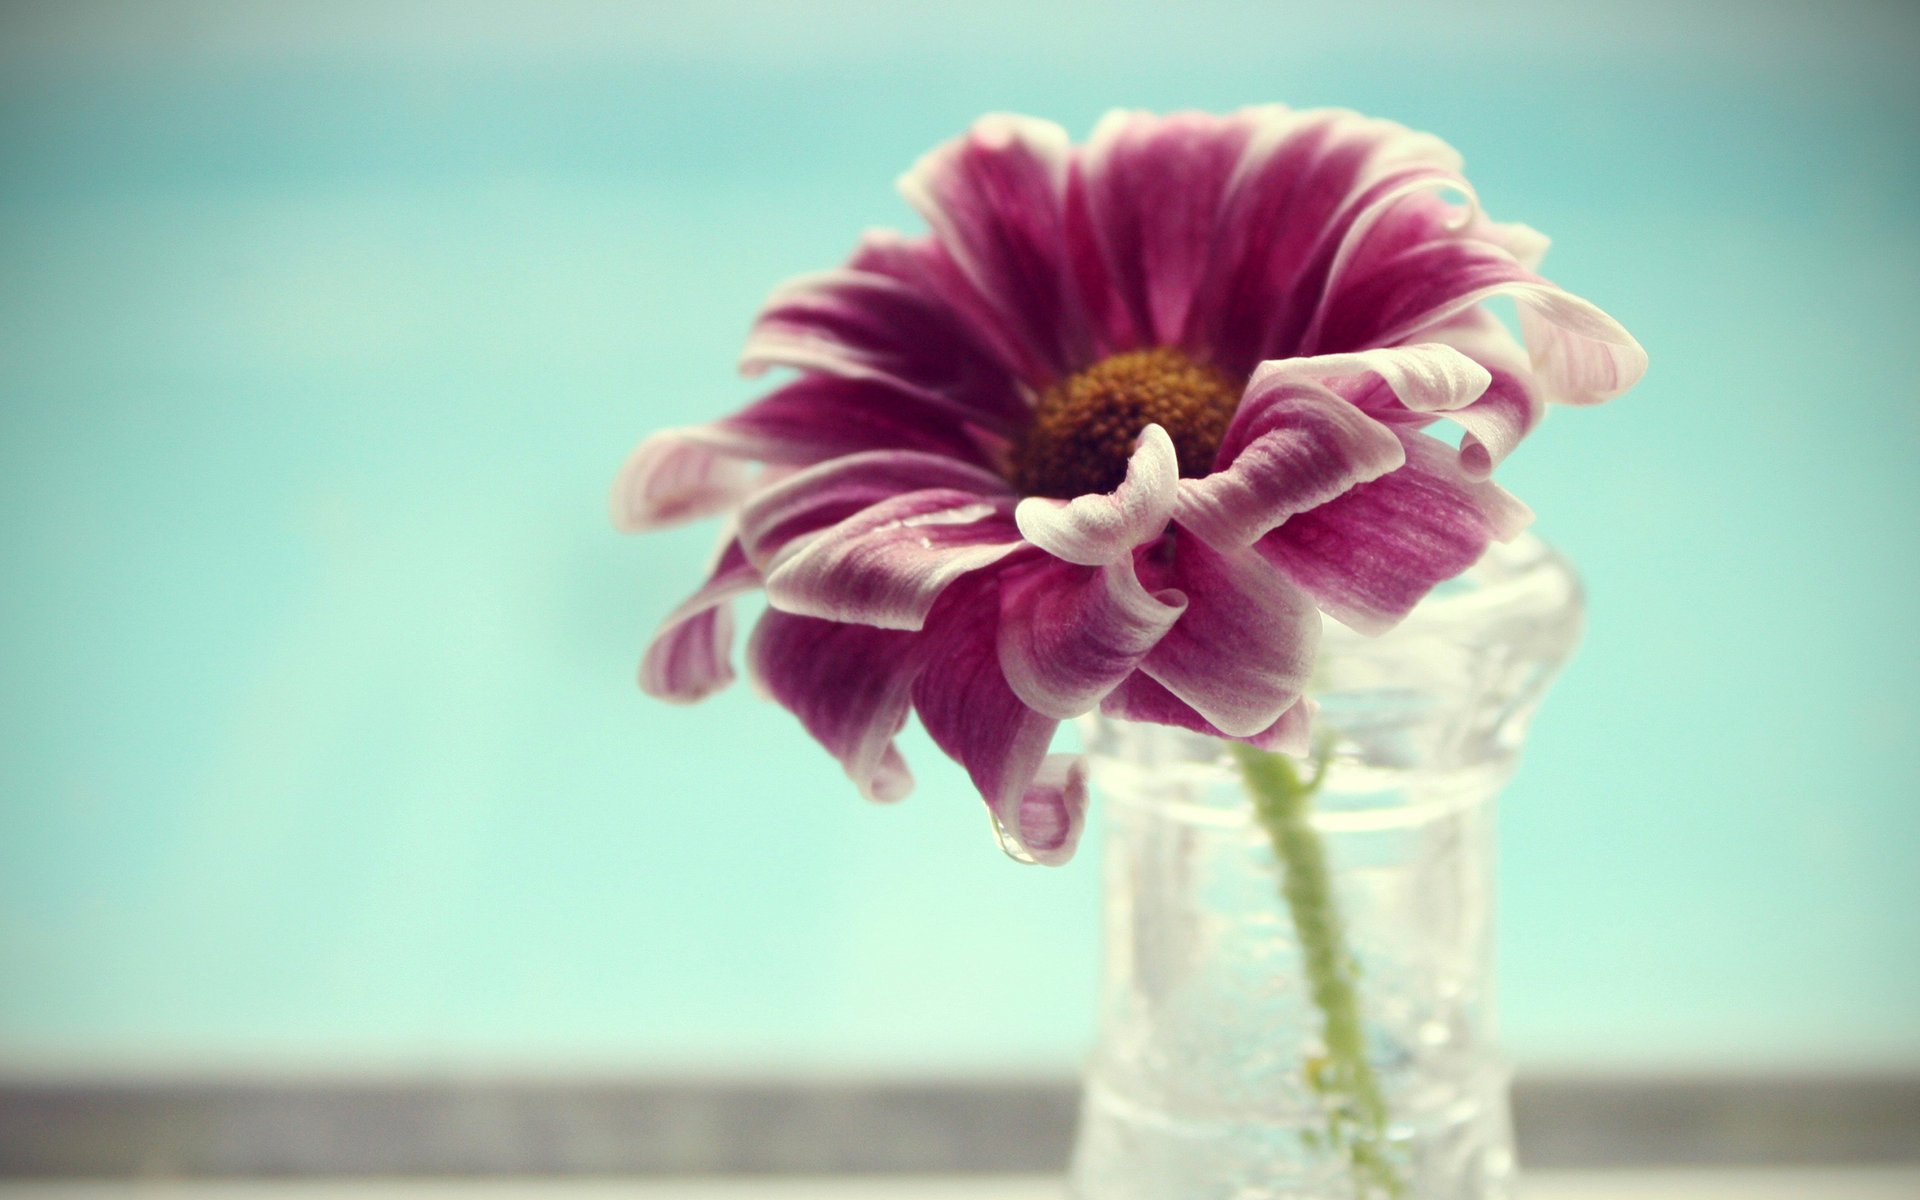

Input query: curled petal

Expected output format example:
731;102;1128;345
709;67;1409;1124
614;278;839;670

898;113;1090;385
642;605;734;704
997;557;1187;719
1102;672;1316;757
1244;695;1317;757
737;450;1012;570
1174;380;1408;552
747;610;921;803
1419;311;1545;478
1514;284;1647;406
1451;381;1538;479
1310;189;1646;406
1257;429;1533;635
640;534;761;703
913;578;1079;865
1139;538;1319;738
1188;107;1468;372
1015;424;1178;565
763;489;1028;630
1008;755;1090;866
609;429;757;532
741;269;1027;430
1247;342;1495;423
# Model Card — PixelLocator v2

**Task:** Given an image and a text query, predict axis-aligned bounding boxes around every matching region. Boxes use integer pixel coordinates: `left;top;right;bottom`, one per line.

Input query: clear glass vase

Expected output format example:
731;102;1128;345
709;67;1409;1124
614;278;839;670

1068;534;1585;1200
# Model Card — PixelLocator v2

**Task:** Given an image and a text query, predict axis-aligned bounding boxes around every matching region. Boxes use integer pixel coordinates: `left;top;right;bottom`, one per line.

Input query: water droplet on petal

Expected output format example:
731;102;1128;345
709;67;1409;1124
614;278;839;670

990;811;1040;865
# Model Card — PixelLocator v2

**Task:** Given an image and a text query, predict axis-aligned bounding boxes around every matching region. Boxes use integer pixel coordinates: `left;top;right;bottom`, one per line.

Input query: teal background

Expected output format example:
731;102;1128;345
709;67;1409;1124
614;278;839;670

2;1;1916;1078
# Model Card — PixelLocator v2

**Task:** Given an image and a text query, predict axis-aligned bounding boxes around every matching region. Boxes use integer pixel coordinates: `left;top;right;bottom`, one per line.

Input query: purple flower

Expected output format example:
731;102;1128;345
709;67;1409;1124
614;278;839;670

611;108;1644;865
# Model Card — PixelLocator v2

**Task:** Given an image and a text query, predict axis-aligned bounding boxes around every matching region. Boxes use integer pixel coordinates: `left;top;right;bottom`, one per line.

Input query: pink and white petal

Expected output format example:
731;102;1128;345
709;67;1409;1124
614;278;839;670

1494;221;1551;271
1257;429;1533;636
763;488;1029;631
642;605;735;705
1303;191;1518;350
913;577;1080;865
639;535;761;703
747;609;920;803
1174;384;1407;551
710;375;998;470
1074;109;1259;351
1007;755;1089;866
1014;424;1179;565
1186;107;1468;372
1307;174;1482;344
1449;370;1542;480
997;556;1187;719
740;268;1028;430
1418;311;1546;477
1245;695;1318;757
619;378;997;535
845;229;1053;396
1514;284;1648;406
898;114;1091;385
1138;538;1319;738
609;428;758;532
736;449;1013;569
1101;672;1317;757
1308;190;1646;406
1242;343;1494;427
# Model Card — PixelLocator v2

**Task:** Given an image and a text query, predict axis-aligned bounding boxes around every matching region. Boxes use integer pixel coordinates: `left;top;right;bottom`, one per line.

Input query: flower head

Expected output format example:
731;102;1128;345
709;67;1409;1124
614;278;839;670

612;107;1644;865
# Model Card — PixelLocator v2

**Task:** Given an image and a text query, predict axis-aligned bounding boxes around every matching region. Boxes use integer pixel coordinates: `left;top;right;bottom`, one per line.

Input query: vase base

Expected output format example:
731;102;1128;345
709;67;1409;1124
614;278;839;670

1067;1071;1515;1200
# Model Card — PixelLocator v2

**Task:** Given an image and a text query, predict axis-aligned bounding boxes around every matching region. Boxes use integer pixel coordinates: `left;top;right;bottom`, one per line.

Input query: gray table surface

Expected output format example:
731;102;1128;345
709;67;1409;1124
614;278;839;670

7;1172;1920;1199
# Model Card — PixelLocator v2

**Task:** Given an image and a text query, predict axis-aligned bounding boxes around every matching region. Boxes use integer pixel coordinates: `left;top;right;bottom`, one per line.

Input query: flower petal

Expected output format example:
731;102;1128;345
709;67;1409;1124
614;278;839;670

1073;109;1259;351
997;557;1187;719
639;533;760;703
763;488;1028;631
1186;107;1468;373
913;577;1081;865
736;449;1012;570
1515;283;1648;407
1256;428;1533;635
1244;342;1495;424
1418;311;1546;478
898;113;1090;385
1101;672;1316;756
747;609;920;803
609;429;758;532
1008;755;1090;866
1308;189;1646;406
842;229;1048;397
706;375;997;469
740;267;1028;431
1172;365;1416;551
1014;423;1178;565
1138;537;1320;738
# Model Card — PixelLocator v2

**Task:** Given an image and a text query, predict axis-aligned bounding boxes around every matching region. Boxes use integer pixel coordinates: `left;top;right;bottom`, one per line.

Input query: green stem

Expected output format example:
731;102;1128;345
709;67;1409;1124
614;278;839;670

1230;742;1404;1199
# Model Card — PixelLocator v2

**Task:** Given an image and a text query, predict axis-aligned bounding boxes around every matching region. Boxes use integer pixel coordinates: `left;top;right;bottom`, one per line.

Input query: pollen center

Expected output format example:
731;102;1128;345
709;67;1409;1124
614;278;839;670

1009;347;1241;499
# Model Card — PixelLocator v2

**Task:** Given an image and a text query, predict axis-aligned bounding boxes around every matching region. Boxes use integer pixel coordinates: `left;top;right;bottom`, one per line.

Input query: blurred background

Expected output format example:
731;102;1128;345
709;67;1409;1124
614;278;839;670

2;0;1917;1177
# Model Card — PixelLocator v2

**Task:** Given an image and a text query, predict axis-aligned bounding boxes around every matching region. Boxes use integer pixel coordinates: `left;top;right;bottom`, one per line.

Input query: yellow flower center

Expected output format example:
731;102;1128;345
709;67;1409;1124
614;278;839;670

1008;347;1241;499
